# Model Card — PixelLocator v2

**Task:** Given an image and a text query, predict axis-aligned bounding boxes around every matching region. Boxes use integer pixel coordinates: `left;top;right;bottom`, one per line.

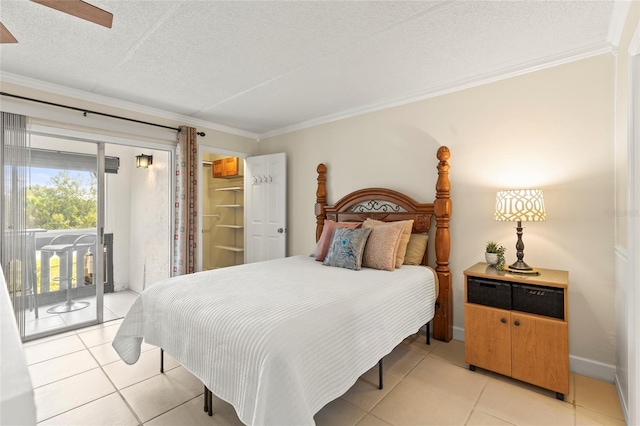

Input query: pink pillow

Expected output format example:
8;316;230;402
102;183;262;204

316;220;361;261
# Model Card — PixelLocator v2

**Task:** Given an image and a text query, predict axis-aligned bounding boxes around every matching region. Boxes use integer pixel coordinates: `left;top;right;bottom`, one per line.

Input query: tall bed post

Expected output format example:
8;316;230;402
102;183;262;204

315;163;327;242
433;146;452;342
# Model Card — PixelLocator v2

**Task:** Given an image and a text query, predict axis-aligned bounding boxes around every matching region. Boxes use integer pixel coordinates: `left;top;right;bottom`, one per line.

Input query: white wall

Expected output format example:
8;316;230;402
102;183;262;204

105;144;133;291
128;149;171;292
259;54;617;379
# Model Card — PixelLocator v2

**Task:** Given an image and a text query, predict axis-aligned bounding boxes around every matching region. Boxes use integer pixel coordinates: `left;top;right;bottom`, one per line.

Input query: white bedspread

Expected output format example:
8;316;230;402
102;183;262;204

113;255;435;425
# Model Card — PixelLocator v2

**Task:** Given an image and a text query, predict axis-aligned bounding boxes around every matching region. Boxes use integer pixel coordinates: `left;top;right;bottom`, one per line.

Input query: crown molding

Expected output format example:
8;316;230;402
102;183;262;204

259;42;612;140
0;72;259;140
608;0;632;49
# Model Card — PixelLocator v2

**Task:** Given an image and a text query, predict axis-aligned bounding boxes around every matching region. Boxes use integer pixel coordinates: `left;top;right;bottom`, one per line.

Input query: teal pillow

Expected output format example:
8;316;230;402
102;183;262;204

323;227;372;270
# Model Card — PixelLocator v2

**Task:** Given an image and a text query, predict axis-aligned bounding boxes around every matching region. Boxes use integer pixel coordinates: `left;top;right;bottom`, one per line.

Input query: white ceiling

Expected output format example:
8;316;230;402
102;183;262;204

0;0;619;138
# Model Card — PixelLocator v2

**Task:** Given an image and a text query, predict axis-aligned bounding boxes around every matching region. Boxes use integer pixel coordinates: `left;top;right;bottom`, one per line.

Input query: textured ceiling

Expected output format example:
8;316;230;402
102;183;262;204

0;0;616;137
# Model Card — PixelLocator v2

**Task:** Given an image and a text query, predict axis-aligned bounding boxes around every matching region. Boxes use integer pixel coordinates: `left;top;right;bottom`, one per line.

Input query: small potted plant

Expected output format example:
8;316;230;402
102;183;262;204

485;241;506;270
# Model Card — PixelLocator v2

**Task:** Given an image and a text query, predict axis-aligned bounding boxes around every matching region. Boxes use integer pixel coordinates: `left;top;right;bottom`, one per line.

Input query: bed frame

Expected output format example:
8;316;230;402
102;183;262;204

314;146;452;341
175;146;451;418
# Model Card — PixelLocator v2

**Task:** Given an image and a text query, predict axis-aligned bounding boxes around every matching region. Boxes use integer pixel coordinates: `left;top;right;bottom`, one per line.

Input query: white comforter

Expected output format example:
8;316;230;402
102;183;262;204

113;255;436;425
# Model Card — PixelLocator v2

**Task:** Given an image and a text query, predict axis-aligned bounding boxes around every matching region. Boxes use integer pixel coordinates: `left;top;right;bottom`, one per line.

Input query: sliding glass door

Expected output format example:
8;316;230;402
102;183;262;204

2;129;106;341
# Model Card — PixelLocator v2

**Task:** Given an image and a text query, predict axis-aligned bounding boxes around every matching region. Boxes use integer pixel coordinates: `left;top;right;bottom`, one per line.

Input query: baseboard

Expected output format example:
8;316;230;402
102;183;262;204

453;327;616;382
453;325;465;342
572;356;616;382
615;372;630;424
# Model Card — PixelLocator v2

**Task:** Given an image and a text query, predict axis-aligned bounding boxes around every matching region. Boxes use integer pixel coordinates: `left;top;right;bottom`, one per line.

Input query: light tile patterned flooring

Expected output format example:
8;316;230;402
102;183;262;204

25;321;626;426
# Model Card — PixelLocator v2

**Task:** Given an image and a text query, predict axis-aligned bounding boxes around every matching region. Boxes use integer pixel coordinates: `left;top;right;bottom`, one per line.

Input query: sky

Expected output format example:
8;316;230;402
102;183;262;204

29;168;92;187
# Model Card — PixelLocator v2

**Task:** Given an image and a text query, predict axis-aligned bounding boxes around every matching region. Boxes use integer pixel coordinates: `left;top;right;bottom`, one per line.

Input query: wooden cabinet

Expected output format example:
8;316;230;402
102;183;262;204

212;157;238;178
464;263;569;399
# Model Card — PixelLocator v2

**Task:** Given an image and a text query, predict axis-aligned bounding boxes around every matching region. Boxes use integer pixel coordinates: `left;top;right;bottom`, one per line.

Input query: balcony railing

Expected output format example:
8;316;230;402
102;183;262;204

33;231;114;307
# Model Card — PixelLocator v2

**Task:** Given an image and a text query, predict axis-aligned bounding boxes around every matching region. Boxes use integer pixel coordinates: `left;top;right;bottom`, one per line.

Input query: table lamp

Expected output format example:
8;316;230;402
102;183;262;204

494;189;546;272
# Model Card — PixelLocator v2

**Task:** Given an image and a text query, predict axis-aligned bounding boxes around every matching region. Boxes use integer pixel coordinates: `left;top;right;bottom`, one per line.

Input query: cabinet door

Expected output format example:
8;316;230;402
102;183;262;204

464;303;511;376
212;160;223;178
223;157;238;176
511;312;569;394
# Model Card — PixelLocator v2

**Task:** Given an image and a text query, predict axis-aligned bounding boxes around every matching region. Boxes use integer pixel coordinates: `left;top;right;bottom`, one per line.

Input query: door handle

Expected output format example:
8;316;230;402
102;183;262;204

500;318;507;324
277;228;286;233
514;320;521;327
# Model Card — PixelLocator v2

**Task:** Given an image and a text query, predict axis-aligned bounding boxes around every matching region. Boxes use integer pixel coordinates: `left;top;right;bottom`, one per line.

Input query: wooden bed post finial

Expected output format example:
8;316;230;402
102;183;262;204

315;164;327;242
433;146;453;342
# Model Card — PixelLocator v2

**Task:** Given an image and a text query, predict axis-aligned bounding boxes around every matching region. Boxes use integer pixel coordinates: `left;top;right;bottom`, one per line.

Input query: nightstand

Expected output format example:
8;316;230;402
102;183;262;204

463;262;569;400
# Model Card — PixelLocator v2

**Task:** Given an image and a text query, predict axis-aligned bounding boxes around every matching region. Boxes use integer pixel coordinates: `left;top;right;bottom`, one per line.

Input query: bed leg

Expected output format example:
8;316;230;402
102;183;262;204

203;386;208;412
203;387;213;416
160;348;164;373
378;359;383;390
208;388;213;416
426;322;430;345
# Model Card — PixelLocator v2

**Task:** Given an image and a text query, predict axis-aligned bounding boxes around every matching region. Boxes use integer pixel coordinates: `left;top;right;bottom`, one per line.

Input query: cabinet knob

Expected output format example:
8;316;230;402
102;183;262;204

514;320;521;327
500;318;507;324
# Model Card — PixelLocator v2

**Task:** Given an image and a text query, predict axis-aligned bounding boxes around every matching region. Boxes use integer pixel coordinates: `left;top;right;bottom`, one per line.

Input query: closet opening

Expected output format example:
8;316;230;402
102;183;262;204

200;151;245;271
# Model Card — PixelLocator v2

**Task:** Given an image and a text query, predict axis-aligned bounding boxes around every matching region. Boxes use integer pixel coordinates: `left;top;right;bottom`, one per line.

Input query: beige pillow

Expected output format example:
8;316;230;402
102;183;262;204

403;233;429;265
363;219;414;268
361;221;405;271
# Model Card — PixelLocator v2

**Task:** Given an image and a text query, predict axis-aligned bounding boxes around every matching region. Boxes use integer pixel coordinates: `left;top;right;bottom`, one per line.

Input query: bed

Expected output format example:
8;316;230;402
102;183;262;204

112;146;452;425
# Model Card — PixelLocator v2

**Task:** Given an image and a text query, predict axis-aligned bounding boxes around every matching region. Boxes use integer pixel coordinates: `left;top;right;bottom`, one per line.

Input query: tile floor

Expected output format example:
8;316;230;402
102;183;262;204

24;323;626;426
25;291;139;337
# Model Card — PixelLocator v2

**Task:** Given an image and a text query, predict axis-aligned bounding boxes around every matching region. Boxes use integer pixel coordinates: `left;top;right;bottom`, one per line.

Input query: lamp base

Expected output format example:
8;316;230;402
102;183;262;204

507;266;540;275
509;259;533;271
508;260;539;275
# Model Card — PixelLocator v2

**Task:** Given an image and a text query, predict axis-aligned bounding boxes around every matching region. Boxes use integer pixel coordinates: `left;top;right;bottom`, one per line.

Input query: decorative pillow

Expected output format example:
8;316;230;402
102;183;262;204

403;233;429;265
363;219;414;268
323;227;372;270
361;221;405;271
315;220;361;261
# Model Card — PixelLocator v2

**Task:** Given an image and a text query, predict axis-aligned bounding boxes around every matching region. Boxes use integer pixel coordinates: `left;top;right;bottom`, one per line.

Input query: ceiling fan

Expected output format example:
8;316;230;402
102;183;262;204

0;0;113;44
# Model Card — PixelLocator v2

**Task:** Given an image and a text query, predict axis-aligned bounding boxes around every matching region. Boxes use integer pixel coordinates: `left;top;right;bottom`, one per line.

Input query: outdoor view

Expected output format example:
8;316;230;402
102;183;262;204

27;168;97;293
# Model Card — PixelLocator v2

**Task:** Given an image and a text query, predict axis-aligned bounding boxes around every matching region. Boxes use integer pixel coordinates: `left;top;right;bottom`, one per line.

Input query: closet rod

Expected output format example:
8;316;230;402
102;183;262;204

0;92;181;132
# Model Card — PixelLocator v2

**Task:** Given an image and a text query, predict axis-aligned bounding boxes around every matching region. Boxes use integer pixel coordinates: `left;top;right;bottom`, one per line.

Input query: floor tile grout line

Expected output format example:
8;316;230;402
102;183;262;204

27;347;87;368
82;332;145;426
31;365;104;391
35;389;122;424
364;341;431;416
143;394;207;425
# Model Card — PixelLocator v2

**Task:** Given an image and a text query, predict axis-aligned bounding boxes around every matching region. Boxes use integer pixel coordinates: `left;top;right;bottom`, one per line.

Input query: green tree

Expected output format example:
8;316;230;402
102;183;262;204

27;171;97;230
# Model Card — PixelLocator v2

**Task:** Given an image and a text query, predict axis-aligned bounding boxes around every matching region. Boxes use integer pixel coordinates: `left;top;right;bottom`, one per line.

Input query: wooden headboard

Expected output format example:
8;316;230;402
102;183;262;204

314;146;452;342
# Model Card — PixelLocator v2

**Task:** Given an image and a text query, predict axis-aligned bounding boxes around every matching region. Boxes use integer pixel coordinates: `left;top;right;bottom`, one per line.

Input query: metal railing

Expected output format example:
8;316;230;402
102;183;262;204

34;231;114;307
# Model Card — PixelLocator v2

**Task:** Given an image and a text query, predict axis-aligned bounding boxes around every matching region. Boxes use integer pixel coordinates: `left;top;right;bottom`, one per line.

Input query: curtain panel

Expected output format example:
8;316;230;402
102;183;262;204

1;112;30;334
173;126;198;276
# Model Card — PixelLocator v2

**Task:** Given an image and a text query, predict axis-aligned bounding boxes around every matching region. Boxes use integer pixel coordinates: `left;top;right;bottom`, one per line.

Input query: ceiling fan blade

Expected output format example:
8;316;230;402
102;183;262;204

0;22;18;43
30;0;113;28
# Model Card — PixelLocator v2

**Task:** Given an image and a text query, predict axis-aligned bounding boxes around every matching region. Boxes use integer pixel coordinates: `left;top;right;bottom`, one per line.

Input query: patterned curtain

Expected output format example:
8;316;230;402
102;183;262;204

172;126;198;276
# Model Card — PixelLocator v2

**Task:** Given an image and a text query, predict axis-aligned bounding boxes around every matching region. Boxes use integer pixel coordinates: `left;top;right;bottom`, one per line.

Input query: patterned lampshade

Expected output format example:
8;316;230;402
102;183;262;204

495;189;546;222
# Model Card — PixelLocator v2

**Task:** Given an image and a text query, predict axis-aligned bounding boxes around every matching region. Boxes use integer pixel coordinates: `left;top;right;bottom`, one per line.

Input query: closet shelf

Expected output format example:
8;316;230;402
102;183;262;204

216;225;244;229
216;204;242;208
214;186;243;192
215;245;244;252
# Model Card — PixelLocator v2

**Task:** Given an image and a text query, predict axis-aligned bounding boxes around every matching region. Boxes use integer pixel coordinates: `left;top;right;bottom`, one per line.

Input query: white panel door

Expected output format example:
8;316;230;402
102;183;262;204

245;153;286;263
